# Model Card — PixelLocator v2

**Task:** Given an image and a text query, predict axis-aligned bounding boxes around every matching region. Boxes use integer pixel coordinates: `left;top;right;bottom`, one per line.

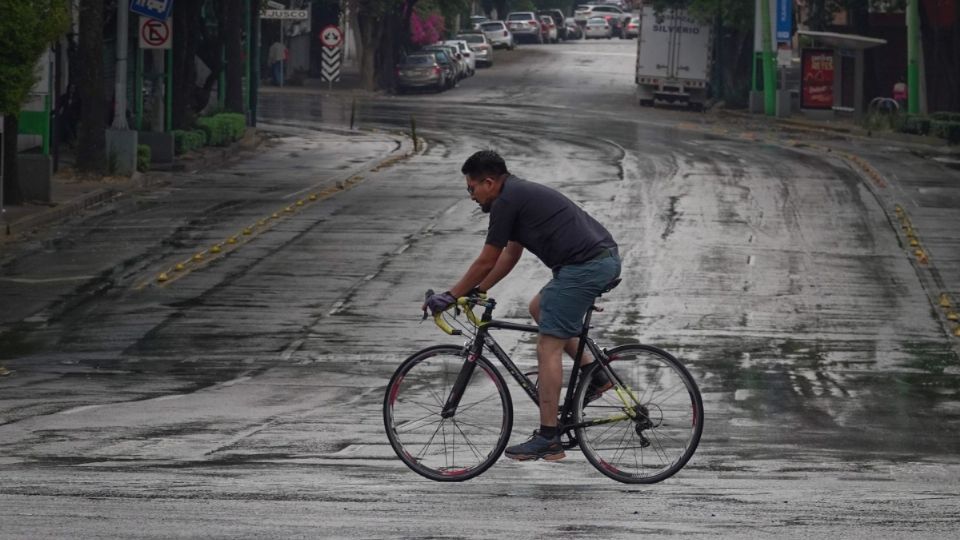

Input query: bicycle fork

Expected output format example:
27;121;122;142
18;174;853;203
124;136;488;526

440;350;479;418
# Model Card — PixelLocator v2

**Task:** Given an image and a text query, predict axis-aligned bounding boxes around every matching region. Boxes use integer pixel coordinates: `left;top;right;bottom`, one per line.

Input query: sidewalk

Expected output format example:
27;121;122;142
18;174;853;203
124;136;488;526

2;64;372;245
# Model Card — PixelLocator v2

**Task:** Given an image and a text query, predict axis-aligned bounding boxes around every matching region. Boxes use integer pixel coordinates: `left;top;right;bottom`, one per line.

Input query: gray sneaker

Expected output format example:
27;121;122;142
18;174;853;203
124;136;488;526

504;430;566;461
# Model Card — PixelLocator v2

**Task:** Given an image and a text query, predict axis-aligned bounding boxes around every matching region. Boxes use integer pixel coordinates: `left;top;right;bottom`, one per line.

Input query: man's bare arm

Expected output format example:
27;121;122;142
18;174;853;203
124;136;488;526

478;241;523;292
449;243;503;297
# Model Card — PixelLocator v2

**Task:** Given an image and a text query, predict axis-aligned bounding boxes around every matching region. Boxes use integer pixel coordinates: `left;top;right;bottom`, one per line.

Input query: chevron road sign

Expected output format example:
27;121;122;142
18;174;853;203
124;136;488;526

321;47;342;82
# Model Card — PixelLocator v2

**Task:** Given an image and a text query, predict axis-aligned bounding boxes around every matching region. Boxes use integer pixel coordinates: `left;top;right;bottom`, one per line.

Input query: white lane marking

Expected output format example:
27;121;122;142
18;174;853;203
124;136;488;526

0;276;96;284
60;404;104;415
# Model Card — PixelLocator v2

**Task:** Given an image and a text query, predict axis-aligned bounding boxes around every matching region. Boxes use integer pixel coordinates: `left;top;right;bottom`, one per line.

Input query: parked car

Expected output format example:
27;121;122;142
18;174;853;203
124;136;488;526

564;17;583;40
420;48;459;86
539;15;558;43
479;21;515;50
538;9;567;40
505;12;542;44
422;44;466;80
469;15;488;30
456;32;494;67
583;16;612;39
574;4;628;37
396;53;448;93
441;40;476;76
624;16;639;39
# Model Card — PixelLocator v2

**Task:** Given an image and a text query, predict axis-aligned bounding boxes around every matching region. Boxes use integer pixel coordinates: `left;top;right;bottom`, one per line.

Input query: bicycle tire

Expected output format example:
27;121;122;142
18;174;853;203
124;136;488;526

574;344;703;484
383;344;513;481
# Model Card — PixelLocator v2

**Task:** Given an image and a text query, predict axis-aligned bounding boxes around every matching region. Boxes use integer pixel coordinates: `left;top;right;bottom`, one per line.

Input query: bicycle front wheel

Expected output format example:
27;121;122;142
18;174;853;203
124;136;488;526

575;344;703;484
383;345;513;481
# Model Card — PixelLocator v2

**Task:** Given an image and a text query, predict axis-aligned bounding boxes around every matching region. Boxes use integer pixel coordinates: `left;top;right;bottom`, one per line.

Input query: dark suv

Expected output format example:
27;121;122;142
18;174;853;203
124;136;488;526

537;9;567;40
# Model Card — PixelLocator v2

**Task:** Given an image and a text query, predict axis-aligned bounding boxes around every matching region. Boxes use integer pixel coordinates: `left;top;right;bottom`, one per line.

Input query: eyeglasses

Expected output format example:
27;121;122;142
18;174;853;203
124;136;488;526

466;177;491;195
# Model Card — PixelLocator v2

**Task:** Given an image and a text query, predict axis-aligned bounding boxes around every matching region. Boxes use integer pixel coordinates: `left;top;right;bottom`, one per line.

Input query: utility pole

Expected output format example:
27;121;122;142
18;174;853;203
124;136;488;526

759;0;776;115
906;0;920;114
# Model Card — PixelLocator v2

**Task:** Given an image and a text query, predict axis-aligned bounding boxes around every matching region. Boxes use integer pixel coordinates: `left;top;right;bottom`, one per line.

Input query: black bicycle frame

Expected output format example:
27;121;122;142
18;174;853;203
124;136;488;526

440;300;622;432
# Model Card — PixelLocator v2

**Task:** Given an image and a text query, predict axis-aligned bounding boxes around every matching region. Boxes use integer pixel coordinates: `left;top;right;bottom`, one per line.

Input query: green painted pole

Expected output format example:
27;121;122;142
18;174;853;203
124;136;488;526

244;0;251;116
166;48;173;131
906;0;920;114
135;48;143;130
759;0;776;115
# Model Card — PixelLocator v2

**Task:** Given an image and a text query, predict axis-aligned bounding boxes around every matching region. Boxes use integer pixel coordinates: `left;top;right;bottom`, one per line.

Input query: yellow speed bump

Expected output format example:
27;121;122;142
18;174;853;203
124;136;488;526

174;263;185;272
227;236;237;245
894;205;904;215
947;312;959;322
914;249;928;264
243;228;253;235
940;294;952;308
211;245;222;254
157;272;169;282
909;238;920;247
309;194;318;201
272;212;280;219
296;199;305;206
954;326;960;338
192;253;204;262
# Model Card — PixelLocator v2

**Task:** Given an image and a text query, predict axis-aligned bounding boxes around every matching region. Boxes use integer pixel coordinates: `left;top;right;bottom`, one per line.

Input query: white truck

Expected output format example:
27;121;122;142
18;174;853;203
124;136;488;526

634;6;713;110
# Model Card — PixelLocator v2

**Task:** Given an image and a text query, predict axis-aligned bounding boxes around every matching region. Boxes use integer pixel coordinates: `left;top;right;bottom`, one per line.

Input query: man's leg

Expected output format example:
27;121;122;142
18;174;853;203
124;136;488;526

529;293;593;364
536;334;567;428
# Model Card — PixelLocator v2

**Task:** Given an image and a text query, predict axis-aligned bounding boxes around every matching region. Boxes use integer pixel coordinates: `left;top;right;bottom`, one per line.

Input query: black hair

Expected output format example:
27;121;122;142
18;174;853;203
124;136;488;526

461;150;508;179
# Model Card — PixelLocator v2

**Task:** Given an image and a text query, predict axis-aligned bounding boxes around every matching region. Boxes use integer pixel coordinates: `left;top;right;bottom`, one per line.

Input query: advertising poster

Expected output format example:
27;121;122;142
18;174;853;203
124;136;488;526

801;48;834;109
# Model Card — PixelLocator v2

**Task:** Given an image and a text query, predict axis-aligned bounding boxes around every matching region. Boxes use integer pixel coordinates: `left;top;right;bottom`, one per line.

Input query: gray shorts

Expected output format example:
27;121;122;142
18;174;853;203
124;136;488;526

539;253;621;339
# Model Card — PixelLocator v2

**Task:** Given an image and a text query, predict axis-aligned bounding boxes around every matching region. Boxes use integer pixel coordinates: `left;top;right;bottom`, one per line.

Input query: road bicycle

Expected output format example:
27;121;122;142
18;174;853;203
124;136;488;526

382;280;704;483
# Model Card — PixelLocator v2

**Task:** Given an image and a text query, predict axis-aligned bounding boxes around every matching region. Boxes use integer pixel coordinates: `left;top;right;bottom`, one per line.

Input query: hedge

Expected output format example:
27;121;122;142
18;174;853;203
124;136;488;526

931;112;960;123
931;120;960;144
196;113;246;147
137;144;151;172
899;114;931;135
173;129;206;155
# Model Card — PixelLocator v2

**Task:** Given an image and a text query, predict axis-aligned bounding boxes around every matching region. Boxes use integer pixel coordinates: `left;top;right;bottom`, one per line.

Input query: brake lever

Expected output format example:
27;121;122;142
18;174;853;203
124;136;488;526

422;288;434;322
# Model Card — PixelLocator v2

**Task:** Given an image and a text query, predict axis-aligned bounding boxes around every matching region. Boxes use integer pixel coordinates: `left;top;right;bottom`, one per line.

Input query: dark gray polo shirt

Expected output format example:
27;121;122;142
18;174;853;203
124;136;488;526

485;175;617;270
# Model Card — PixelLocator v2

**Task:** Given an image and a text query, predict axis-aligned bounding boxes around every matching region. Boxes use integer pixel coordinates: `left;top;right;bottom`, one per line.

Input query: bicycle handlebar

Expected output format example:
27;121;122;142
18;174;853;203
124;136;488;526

423;289;489;335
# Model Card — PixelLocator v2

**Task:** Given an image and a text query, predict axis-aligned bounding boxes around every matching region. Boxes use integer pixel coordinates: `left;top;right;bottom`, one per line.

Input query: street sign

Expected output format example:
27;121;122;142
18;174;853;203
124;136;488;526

319;25;343;49
130;0;173;22
139;17;172;49
261;9;308;20
776;0;792;42
321;47;342;82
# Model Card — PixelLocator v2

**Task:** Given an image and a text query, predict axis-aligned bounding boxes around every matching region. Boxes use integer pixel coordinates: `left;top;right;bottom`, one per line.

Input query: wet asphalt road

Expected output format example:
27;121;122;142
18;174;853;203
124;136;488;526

2;39;960;538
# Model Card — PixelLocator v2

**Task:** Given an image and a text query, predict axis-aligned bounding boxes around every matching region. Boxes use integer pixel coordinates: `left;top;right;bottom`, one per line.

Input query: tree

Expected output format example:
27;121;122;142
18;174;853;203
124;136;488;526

221;0;245;113
0;0;70;204
76;0;107;175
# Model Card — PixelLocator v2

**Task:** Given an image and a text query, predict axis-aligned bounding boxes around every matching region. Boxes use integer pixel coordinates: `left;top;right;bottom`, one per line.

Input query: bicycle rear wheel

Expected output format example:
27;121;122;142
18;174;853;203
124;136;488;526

383;345;513;481
575;344;703;484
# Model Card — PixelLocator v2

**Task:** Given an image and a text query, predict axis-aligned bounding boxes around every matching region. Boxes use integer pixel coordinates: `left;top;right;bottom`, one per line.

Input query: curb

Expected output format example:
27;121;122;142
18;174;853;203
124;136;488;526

717;109;960;153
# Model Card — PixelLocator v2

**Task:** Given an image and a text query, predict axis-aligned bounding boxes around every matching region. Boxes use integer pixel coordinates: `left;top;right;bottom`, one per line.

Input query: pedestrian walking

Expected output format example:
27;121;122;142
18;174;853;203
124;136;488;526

893;77;907;110
269;40;287;86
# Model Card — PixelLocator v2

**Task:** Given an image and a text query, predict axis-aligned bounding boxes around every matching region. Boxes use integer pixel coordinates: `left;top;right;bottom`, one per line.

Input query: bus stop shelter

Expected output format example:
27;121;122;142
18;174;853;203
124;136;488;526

797;30;887;119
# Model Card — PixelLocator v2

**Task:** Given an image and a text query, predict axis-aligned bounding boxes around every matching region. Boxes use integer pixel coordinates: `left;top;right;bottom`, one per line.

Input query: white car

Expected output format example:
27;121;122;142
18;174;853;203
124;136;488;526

441;40;476;76
505;12;542;44
456;33;494;67
574;4;628;37
479;21;515;50
539;15;558;43
583;16;612;39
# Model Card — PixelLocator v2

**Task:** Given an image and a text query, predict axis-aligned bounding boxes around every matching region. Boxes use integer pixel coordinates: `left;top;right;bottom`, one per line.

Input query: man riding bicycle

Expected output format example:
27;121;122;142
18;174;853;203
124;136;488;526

424;150;621;461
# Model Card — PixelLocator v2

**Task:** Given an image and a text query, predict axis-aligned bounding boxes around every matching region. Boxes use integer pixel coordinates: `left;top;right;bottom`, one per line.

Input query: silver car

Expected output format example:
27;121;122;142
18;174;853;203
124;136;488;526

479;21;515;50
456;33;494;67
505;12;542;44
583;16;612;39
396;53;447;93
